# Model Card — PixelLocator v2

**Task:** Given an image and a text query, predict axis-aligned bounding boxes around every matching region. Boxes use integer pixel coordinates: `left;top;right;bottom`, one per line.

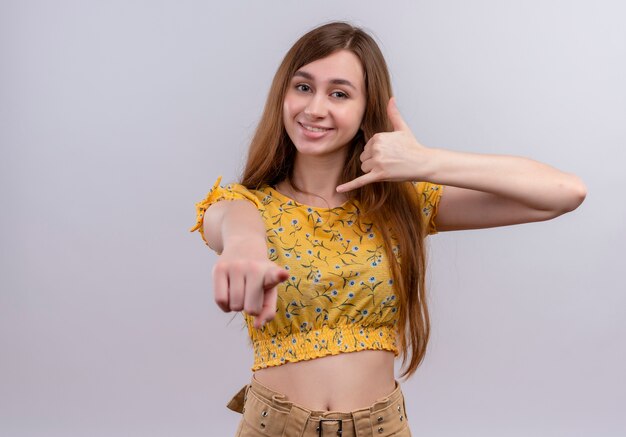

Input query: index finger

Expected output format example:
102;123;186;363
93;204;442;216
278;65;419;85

256;285;278;328
336;172;379;193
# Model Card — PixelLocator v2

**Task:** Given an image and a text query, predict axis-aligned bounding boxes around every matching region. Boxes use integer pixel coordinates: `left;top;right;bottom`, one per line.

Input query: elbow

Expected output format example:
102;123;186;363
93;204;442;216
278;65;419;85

555;175;587;216
565;175;587;212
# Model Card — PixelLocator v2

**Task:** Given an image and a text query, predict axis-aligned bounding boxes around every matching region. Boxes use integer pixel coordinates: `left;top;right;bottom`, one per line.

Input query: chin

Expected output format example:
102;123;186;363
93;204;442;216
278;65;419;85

293;144;344;158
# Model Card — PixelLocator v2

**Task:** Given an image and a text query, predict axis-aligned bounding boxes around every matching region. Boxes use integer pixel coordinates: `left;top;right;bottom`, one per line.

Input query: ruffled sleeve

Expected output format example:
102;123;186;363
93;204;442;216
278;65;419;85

412;181;444;235
189;176;263;246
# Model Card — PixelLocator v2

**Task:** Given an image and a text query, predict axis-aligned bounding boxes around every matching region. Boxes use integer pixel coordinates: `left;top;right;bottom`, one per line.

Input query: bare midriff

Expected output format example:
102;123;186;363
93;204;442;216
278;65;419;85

253;349;396;411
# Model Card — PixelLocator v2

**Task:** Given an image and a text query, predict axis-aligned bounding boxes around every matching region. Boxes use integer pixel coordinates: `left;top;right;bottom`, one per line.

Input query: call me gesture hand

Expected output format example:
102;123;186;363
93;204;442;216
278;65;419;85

337;96;586;230
336;97;432;193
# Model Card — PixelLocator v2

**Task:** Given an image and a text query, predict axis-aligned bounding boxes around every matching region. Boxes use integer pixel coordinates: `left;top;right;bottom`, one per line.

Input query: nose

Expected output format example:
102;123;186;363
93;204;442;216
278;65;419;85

304;93;327;119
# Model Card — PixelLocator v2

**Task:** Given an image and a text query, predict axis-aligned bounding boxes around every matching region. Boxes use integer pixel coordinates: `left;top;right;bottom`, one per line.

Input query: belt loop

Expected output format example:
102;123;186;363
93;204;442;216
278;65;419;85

281;404;310;437
352;409;372;437
226;384;249;414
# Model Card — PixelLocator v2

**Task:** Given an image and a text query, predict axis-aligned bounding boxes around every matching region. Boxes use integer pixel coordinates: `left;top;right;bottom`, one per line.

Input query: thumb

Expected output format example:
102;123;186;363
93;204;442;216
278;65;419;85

387;97;409;132
263;266;289;290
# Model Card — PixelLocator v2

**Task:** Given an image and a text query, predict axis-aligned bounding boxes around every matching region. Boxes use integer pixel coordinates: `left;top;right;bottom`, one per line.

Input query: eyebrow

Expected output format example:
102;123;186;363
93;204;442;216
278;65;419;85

293;70;357;91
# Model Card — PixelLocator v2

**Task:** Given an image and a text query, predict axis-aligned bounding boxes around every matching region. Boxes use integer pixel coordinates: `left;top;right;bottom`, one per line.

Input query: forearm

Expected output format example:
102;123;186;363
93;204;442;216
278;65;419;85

423;148;587;212
203;199;287;328
203;200;267;256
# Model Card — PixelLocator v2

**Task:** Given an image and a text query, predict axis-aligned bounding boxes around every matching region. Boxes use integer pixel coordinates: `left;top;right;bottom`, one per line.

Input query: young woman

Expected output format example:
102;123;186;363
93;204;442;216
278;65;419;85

191;22;586;437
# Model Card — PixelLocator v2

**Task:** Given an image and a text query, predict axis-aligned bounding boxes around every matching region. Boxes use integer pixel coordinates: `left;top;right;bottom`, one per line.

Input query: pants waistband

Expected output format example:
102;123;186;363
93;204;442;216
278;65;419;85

249;375;405;418
227;376;409;437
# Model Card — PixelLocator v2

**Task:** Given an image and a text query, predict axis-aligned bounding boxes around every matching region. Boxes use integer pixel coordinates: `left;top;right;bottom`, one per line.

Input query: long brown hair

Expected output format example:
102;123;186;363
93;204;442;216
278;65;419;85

240;22;429;378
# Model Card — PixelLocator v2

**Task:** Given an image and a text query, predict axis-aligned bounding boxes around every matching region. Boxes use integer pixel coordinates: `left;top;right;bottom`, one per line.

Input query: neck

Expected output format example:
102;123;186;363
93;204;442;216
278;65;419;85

283;150;348;206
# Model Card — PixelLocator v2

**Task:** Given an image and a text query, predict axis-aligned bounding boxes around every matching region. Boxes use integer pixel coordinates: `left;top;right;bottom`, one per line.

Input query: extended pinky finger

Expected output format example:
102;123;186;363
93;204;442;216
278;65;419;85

336;173;378;193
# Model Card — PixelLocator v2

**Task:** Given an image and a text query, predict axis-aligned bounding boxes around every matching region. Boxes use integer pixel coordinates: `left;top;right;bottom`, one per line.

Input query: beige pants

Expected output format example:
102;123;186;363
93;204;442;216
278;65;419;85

227;376;412;437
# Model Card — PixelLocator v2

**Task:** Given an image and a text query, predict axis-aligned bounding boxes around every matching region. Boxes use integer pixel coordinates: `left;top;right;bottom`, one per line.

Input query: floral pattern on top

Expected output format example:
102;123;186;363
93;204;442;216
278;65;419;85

190;176;443;370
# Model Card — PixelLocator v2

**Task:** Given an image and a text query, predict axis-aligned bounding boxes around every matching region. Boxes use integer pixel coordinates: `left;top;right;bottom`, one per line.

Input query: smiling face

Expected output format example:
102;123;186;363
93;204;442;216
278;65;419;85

283;50;367;159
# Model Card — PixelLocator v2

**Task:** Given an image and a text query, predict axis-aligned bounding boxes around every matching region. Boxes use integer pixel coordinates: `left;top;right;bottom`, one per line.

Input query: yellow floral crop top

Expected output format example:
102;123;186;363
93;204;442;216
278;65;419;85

190;177;443;371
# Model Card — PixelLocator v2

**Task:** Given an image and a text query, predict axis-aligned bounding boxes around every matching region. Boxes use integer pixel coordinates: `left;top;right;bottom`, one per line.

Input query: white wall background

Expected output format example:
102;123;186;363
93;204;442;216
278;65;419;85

2;1;625;436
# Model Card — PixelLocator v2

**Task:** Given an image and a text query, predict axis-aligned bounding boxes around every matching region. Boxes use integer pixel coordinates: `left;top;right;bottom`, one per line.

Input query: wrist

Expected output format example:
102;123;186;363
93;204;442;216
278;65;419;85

415;146;443;182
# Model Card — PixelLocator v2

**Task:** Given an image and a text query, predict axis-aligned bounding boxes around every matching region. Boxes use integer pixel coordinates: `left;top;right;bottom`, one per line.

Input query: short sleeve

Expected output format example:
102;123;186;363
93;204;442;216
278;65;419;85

189;176;263;246
412;181;444;235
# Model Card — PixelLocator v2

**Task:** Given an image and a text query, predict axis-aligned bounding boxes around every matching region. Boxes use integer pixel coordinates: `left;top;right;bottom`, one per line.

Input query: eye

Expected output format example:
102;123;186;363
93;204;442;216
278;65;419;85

295;84;311;92
331;91;349;99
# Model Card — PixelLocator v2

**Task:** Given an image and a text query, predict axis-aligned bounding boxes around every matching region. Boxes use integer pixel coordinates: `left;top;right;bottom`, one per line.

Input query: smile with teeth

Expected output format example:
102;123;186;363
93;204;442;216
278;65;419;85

300;123;332;132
